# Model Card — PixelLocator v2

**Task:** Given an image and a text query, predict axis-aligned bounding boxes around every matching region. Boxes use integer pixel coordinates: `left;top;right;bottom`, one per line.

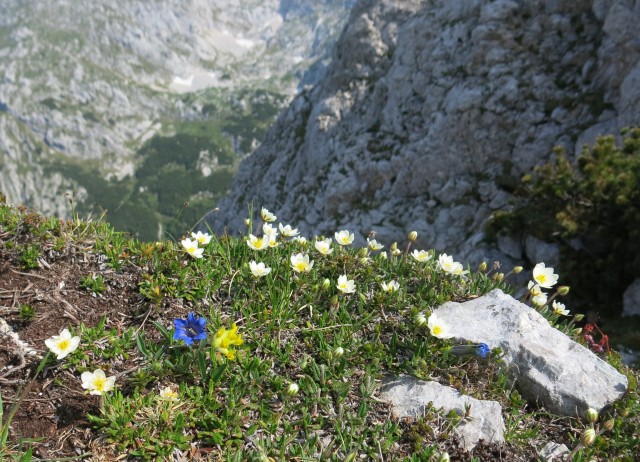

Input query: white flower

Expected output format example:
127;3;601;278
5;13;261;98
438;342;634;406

337;274;356;294
267;234;280;248
262;223;278;237
159;386;179;401
438;253;466;275
45;328;81;360
532;291;548;307
261;207;276;222
314;238;333;255
379;251;388;260
81;369;116;396
528;281;543;296
380;280;400;292
246;234;268;251
181;238;204;259
249;260;272;277
552;300;570;316
532;262;559;289
290;253;314;273
279;223;299;237
191;231;212;246
411;249;432;262
334;229;354;246
427;313;454;339
450;261;468;276
293;236;307;245
367;238;384;251
286;382;299;395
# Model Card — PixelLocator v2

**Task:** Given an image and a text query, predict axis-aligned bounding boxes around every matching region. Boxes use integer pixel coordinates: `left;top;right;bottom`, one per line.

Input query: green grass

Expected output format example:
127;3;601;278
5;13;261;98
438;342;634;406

0;197;639;460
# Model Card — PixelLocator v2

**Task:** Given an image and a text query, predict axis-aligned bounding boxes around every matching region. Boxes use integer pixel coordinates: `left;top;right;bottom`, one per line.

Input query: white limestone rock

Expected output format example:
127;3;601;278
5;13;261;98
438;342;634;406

622;278;640;317
379;376;505;451
433;289;628;417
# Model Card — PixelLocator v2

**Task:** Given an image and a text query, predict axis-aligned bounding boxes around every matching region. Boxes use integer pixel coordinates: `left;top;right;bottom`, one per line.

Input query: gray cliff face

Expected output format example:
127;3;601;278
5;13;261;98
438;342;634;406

211;0;640;265
0;0;354;217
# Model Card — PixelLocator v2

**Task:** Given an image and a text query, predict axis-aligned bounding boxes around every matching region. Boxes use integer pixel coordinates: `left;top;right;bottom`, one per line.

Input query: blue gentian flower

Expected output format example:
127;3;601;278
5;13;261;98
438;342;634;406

449;343;491;359
173;312;207;346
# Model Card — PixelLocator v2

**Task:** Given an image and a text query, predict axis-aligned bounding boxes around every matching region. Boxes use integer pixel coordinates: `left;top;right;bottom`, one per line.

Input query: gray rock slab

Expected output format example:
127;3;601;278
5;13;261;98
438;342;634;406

539;441;570;461
434;289;628;417
379;376;505;451
623;278;640;317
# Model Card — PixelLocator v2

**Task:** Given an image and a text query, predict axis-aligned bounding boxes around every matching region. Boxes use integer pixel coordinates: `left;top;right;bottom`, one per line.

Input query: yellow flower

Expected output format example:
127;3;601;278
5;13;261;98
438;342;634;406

334;229;354;246
246;234;268;250
212;323;244;360
532;262;559;289
314;238;333;255
45;328;81;360
261;207;276;222
337;274;356;294
181;238;204;259
290;253;314;273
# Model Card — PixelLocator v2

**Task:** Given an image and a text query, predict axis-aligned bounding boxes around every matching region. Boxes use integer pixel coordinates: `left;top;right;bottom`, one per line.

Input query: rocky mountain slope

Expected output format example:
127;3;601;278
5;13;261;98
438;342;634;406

0;0;355;235
211;0;640;267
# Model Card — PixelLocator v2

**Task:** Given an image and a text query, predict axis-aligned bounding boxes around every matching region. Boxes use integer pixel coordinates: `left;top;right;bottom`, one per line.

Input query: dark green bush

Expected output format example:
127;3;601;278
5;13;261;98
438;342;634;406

487;127;640;316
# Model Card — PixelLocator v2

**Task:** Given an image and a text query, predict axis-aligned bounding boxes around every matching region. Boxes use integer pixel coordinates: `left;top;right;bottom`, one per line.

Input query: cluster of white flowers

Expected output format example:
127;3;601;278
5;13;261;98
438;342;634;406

437;253;468;276
181;231;212;259
527;263;568;314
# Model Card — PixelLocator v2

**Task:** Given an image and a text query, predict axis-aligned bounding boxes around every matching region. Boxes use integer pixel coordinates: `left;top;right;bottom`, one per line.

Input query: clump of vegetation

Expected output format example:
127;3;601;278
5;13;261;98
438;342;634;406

487;127;640;317
0;199;638;460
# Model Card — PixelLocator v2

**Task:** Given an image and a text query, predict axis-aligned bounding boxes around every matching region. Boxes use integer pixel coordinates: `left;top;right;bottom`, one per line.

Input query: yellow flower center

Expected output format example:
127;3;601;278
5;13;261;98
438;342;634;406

58;339;70;351
537;274;547;283
93;377;106;391
188;246;197;253
433;325;443;336
296;262;307;271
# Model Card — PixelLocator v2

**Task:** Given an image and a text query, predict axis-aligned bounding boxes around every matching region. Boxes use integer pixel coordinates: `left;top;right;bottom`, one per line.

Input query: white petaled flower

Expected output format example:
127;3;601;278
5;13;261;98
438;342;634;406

532;262;559;289
81;369;116;396
379;251;388;260
427;313;454;339
290;253;314;273
286;382;299;395
268;234;280;248
334;229;354;246
450;262;469;277
314;238;333;255
191;231;212;246
438;253;455;274
247;234;268;251
337;274;356;294
293;236;307;245
181;238;204;259
249;260;272;277
279;223;299;237
527;281;543;296
532;291;548;307
380;280;400;292
261;207;276;222
411;249;432;262
367;238;384;251
45;328;81;360
159;386;179;401
262;223;277;237
552;300;570;316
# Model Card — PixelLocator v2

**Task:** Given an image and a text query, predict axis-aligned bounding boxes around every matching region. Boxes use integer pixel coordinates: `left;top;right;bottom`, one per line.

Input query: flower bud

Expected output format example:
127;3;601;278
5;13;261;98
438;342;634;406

358;247;369;258
571;327;583;336
581;427;596;446
513;266;523;274
322;278;331;290
379;251;388;260
244;218;251;226
286;383;299;396
436;453;450;462
573;313;585;322
415;312;427;326
586;408;599;423
478;261;488;272
557;286;570;296
333;346;344;357
390;242;398;252
330;295;339;309
408;231;418;242
603;419;614;431
492;272;504;282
